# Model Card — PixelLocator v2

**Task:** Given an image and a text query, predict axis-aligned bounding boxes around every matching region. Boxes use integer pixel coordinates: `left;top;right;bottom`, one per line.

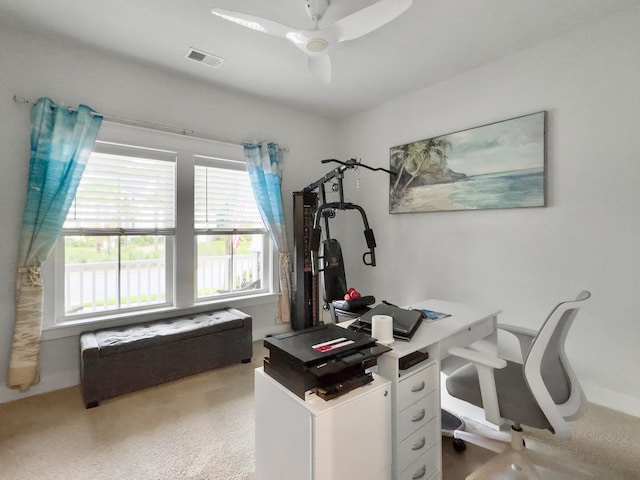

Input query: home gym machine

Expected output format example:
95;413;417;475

291;158;394;330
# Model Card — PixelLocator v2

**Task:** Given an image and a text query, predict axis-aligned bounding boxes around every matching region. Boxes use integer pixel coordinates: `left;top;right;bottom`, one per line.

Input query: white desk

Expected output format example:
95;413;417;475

254;299;499;480
356;299;500;480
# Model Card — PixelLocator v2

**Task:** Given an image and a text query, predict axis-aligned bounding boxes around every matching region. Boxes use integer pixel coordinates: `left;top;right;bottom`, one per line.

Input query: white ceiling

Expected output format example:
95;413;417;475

1;0;638;119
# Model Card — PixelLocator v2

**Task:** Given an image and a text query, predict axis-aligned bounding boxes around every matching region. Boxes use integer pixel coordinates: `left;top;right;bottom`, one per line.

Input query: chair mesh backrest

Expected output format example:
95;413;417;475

525;302;581;405
539;310;575;403
520;292;589;436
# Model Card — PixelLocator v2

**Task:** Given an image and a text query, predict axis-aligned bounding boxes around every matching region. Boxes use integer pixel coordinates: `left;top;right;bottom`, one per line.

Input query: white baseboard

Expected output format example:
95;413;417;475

0;372;78;405
582;381;640;418
252;323;291;342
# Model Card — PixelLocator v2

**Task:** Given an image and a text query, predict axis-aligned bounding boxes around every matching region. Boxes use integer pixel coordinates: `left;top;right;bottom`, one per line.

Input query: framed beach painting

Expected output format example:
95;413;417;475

389;111;546;213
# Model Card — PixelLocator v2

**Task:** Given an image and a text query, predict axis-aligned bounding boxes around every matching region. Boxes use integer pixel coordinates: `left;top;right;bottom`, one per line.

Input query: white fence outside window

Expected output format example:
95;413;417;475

65;254;260;314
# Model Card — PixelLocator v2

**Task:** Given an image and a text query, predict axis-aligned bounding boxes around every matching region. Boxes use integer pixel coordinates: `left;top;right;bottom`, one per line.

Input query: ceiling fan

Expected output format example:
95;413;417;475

211;0;413;83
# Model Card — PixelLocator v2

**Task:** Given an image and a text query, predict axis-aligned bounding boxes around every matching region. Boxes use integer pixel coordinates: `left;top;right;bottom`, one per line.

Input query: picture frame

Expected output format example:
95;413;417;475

389;111;546;213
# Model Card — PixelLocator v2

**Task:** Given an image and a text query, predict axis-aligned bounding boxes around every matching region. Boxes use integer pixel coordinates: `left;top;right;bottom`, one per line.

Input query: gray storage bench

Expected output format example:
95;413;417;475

80;308;252;408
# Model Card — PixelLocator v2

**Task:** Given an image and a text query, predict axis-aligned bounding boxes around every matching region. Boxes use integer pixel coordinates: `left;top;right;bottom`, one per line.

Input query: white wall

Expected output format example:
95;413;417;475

334;8;640;417
0;26;339;404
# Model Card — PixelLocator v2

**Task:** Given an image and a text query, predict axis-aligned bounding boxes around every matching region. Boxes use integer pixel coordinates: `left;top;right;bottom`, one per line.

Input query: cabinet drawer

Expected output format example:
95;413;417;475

397;390;438;442
397;364;437;412
398;445;437;480
397;417;438;470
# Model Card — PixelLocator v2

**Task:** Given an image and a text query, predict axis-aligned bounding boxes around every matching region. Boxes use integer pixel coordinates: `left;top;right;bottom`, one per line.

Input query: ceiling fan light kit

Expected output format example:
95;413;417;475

306;38;329;53
211;0;413;83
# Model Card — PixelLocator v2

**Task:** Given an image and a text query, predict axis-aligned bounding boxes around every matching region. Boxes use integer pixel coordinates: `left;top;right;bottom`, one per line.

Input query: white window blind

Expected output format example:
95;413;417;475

64;142;176;232
194;163;263;230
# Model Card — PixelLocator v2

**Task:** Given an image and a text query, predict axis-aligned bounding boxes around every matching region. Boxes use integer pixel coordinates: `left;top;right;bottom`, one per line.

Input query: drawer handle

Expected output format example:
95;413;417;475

412;408;426;422
411;381;426;393
412;437;426;451
412;465;426;479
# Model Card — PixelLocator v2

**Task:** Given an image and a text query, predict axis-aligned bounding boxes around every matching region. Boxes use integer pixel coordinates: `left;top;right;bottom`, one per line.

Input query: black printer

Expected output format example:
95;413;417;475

263;323;391;401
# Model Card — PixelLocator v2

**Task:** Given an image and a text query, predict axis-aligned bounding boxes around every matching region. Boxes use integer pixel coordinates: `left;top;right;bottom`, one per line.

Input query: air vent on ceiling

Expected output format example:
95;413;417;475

185;47;225;68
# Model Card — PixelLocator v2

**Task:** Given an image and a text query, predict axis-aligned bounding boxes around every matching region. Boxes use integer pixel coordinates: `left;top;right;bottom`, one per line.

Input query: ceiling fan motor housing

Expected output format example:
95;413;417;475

306;0;330;22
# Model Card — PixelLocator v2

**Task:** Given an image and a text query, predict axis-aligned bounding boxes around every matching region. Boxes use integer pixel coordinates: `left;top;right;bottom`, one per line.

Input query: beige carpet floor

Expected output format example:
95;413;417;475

0;340;639;480
0;350;262;480
444;405;640;480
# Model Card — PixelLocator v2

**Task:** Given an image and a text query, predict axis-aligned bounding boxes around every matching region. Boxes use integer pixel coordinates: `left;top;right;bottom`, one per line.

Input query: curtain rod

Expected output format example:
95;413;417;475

12;95;288;152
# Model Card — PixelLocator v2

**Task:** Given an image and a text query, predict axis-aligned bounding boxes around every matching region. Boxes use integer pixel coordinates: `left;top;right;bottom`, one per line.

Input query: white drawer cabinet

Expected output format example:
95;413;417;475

340;299;500;480
255;368;391;480
378;351;441;480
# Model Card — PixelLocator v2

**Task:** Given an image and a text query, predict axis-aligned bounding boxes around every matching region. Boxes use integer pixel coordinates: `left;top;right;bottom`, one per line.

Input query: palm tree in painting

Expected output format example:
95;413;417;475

390;144;409;193
390;137;453;206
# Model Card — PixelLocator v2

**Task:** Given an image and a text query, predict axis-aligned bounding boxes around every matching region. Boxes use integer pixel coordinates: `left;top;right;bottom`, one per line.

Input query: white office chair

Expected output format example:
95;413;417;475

445;291;592;479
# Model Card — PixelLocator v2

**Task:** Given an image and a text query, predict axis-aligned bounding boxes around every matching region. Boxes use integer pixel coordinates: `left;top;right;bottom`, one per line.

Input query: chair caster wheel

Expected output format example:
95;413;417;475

453;438;467;452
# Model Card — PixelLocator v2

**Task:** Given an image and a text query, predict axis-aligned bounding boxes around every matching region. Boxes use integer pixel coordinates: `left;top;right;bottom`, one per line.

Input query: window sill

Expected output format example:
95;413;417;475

41;292;280;341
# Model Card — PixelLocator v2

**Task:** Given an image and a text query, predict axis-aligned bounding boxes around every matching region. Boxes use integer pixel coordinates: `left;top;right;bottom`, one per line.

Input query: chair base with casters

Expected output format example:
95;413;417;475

442;409;467;452
453;425;596;479
445;291;593;479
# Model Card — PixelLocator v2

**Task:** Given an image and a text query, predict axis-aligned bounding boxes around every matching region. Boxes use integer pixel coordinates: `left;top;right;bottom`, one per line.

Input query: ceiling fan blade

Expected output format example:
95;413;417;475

331;0;413;43
211;8;294;38
212;9;332;57
308;54;331;84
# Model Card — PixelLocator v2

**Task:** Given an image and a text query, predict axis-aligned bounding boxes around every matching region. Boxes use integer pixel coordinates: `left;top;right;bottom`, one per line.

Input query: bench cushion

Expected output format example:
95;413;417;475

93;310;245;357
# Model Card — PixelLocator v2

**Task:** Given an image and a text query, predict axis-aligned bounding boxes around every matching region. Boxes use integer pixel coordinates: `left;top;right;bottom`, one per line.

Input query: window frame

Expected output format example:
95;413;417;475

193;155;269;301
43;122;275;332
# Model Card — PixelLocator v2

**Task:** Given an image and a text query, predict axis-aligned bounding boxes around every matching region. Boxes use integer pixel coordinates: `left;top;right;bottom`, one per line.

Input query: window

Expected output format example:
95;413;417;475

53;124;271;324
61;143;175;317
194;159;266;299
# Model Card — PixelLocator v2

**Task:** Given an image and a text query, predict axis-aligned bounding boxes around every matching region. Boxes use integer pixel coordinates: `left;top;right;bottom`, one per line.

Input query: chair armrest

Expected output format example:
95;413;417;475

497;323;538;360
447;347;507;369
448;347;506;426
497;323;537;337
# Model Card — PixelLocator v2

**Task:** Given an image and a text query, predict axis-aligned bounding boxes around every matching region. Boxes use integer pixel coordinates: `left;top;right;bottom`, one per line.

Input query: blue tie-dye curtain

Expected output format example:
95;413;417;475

9;97;102;390
244;143;290;325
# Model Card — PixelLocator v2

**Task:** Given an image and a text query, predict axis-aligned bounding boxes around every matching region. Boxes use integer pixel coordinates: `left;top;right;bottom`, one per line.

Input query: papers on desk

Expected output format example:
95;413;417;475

312;337;355;352
420;309;450;322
